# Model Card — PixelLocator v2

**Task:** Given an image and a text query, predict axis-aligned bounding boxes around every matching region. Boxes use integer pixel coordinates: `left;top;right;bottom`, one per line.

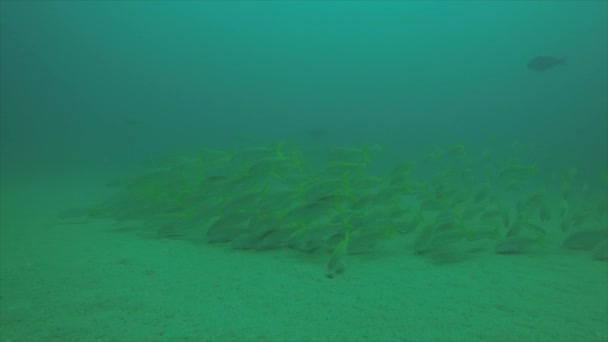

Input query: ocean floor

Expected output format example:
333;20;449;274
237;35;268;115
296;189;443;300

1;169;607;342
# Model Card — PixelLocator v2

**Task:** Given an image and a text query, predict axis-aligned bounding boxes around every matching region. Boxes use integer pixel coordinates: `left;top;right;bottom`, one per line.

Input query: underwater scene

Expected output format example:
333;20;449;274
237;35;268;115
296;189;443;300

1;1;607;341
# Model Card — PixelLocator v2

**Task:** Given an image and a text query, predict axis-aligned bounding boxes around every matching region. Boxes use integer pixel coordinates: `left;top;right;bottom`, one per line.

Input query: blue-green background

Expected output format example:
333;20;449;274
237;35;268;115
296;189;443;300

1;0;606;178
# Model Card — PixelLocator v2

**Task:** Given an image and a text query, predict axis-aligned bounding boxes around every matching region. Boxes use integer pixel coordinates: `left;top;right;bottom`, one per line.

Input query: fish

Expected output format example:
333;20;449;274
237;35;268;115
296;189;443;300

206;215;251;243
324;161;365;176
248;156;299;179
473;185;491;204
230;143;286;163
499;164;536;179
527;56;566;71
326;232;350;278
396;210;424;234
562;229;608;250
592;240;608;261
539;205;551;222
495;236;543;254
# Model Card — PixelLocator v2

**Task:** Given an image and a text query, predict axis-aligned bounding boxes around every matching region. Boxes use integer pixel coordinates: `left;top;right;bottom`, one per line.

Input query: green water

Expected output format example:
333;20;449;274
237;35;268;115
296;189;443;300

1;1;607;341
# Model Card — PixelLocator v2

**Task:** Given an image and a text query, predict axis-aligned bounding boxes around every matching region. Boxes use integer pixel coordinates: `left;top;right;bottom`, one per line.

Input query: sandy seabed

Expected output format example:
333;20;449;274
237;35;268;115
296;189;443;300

1;170;607;342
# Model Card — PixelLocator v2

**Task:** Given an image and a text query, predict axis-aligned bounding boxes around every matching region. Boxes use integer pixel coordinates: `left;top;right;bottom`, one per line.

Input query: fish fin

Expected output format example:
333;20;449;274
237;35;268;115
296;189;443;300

274;142;287;159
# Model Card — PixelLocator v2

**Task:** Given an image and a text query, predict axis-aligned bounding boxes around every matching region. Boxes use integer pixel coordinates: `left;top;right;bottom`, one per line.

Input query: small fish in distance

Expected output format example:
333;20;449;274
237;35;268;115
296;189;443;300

527;56;566;71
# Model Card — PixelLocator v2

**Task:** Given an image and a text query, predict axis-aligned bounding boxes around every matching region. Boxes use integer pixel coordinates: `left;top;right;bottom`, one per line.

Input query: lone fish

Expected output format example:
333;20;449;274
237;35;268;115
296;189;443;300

527;56;566;71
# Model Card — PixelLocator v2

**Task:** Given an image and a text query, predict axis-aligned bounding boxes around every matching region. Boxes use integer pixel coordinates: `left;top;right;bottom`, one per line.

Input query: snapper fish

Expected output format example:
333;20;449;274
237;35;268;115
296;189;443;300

527;56;566;71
